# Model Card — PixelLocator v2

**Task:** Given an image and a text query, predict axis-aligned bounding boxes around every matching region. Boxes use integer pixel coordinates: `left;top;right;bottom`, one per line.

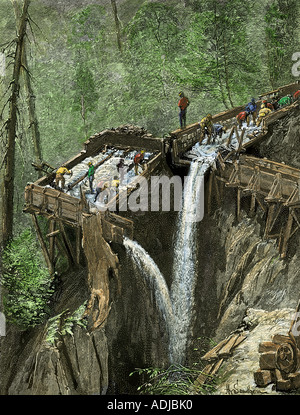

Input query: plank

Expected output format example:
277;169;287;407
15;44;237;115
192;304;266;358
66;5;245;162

201;338;229;362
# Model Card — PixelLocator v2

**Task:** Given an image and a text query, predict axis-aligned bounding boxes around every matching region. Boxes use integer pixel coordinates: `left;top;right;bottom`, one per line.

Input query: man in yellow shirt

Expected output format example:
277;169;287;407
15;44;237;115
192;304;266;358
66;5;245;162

55;166;72;189
256;104;272;127
199;114;213;144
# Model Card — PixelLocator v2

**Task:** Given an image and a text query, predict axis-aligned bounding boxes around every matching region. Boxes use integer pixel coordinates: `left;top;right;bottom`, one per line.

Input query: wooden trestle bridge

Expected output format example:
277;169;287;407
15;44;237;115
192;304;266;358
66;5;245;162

23;81;300;332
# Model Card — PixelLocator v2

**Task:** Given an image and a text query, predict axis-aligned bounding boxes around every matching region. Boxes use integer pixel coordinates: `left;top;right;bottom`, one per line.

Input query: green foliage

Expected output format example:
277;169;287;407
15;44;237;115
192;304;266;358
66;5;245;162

264;0;299;88
45;302;88;346
130;363;216;395
2;229;54;329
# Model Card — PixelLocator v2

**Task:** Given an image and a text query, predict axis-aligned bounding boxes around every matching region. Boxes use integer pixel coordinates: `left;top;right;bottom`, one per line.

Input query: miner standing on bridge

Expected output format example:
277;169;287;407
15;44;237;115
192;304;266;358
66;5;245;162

236;110;250;128
55;166;72;190
245;98;257;126
134;150;145;175
178;91;190;129
87;161;95;193
256;103;272;127
199;113;213;144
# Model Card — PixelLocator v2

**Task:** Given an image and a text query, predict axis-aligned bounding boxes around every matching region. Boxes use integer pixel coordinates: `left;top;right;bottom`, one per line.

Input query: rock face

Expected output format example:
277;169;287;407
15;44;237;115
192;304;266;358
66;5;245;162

256;108;300;169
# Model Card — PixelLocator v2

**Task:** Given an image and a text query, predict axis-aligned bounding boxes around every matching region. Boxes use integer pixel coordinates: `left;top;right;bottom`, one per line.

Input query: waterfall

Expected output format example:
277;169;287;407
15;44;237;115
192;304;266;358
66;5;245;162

124;159;210;365
123;238;174;335
168;161;204;364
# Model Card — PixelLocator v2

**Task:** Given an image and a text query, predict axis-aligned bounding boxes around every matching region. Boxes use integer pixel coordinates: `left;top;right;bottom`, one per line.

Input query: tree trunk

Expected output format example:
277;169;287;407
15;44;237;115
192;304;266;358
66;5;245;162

111;0;123;53
222;34;234;108
1;0;30;248
11;0;43;176
213;4;229;110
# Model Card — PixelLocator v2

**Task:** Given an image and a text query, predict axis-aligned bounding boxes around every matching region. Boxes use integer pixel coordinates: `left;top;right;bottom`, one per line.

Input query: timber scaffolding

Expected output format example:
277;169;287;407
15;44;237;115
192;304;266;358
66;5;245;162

24;125;165;275
169;81;300;260
23;81;300;278
24;82;300;273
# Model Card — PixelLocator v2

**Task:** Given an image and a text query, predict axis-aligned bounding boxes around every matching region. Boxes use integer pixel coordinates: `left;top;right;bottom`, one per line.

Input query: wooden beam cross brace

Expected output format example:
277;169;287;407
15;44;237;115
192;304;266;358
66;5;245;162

225;162;240;188
265;173;283;202
31;213;54;276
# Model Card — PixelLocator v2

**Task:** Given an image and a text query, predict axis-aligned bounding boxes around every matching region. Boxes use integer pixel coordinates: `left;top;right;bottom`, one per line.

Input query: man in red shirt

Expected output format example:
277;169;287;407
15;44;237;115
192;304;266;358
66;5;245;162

178;91;190;129
236;110;250;129
293;90;300;101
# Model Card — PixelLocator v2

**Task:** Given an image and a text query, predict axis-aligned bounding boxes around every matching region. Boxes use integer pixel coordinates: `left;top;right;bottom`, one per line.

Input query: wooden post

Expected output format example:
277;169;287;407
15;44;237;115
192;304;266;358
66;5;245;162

48;219;56;266
58;222;77;266
226;126;235;147
213;172;221;207
75;226;81;265
280;208;294;259
264;204;276;239
31;213;54;276
207;170;213;215
237;128;246;154
249;193;256;216
237;188;241;221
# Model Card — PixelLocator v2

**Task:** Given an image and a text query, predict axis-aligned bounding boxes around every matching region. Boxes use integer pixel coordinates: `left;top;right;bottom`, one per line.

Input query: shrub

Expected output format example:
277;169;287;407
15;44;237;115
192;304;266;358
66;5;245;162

1;229;54;329
130;363;216;395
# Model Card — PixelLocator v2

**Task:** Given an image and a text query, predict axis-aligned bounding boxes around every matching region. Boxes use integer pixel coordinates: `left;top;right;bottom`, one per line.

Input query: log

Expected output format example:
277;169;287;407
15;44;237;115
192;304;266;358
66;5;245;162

288;372;300;390
258;341;279;353
46;229;60;238
259;351;277;370
272;334;292;345
193;363;215;388
201;338;229;361
218;334;240;358
254;369;274;387
275;369;292;391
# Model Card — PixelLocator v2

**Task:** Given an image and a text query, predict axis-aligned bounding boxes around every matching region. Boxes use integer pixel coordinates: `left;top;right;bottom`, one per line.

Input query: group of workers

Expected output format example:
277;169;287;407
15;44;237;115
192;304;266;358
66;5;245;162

54;149;147;205
54;87;300;198
179;88;300;144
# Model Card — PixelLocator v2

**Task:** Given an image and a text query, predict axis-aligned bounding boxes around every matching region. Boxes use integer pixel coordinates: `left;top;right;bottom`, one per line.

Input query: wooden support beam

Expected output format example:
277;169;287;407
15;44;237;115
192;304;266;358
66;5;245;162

207;170;214;215
46;229;60;238
217;152;225;171
237;187;241;221
213;172;221;207
250;193;256;216
55;233;72;267
255;194;267;213
223;150;236;162
48;220;56;267
265;173;283;202
58;221;78;266
226;126;235;147
264;204;276;239
75;226;81;265
236;127;246;154
280;208;294;259
31;213;54;276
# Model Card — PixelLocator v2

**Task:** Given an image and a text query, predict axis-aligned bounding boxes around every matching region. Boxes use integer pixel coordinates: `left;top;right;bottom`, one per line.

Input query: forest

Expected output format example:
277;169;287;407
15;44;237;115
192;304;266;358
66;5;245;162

0;0;299;330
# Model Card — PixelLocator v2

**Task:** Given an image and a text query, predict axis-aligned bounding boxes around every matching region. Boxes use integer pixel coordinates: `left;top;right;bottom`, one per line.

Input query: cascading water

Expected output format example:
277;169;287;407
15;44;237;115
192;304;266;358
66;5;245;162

169;160;205;364
123;238;174;335
124;147;218;365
